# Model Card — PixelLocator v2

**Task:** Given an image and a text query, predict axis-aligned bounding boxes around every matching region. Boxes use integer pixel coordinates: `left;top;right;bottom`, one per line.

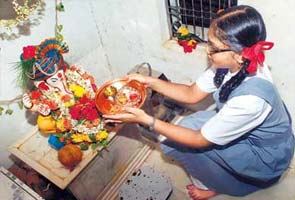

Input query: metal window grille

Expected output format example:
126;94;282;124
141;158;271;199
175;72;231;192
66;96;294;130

166;0;237;41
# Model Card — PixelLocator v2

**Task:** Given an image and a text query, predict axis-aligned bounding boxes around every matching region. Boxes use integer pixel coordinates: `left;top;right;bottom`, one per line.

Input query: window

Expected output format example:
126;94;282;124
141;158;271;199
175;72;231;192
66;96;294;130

166;0;238;40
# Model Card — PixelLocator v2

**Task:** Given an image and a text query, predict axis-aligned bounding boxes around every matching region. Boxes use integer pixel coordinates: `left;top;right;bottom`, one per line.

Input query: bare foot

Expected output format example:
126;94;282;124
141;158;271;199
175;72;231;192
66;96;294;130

186;184;218;200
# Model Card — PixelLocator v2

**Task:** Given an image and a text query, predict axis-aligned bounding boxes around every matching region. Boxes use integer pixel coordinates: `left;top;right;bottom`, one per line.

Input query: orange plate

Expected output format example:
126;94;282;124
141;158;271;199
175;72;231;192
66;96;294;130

95;79;147;115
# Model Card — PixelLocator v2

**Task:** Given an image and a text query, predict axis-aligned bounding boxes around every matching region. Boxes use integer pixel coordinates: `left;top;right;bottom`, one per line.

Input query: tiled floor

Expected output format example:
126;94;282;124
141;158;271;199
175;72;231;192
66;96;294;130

142;143;295;200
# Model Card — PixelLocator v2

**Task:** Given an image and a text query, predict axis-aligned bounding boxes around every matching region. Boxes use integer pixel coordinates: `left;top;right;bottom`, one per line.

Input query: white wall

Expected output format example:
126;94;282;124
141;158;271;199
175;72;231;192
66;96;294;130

0;0;294;168
239;0;295;129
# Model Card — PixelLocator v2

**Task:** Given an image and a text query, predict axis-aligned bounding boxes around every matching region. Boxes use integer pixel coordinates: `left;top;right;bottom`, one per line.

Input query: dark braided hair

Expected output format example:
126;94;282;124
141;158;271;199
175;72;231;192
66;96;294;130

211;5;267;102
218;60;250;102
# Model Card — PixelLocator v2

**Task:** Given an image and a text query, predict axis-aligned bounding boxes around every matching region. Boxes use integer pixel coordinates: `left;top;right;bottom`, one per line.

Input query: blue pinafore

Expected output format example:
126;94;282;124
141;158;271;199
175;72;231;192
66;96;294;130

161;78;294;196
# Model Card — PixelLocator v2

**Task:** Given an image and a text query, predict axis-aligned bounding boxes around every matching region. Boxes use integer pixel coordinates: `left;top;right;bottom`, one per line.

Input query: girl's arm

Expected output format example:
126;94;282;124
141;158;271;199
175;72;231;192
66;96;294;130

128;74;210;104
146;115;212;148
104;107;212;148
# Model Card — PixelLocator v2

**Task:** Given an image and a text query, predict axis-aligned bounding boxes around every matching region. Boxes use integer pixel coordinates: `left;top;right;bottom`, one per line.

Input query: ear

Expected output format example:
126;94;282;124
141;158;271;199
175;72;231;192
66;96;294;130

233;53;243;64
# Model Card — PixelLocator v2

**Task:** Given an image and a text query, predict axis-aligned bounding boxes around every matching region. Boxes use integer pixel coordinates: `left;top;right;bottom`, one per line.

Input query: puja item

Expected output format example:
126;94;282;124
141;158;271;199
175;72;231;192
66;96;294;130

95;79;147;115
15;38;110;156
58;144;82;169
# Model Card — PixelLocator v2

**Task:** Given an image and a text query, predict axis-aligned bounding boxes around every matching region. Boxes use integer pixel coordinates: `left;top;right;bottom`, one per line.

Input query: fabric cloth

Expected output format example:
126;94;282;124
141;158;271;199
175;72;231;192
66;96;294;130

196;65;272;144
161;77;294;196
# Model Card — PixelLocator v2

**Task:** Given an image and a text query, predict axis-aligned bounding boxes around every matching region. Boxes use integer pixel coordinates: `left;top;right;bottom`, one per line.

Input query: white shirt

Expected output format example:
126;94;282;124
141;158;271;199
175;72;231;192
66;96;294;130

196;64;273;145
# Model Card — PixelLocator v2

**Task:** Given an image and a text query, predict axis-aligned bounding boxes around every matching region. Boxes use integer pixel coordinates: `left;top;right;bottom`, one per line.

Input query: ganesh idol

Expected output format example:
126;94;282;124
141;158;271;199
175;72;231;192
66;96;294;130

17;38;103;139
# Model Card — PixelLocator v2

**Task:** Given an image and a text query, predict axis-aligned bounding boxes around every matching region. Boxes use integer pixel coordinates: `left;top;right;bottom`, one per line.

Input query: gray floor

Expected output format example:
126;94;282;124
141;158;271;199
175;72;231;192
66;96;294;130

142;143;295;200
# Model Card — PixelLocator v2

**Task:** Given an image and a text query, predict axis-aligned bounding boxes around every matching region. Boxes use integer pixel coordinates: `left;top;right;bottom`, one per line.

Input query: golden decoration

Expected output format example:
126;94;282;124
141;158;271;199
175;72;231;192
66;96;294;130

0;0;42;29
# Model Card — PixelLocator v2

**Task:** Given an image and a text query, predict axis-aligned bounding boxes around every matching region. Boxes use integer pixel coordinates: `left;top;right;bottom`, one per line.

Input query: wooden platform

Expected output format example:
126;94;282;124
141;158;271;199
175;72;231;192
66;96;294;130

8;127;116;189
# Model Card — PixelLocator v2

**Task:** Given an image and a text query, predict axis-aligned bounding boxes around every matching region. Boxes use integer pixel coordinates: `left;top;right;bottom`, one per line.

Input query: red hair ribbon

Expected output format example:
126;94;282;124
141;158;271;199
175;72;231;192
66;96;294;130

241;41;274;74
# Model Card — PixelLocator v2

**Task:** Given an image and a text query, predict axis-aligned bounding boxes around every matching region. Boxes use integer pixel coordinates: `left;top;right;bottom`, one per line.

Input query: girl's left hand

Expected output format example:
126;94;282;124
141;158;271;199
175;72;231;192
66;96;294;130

103;106;150;125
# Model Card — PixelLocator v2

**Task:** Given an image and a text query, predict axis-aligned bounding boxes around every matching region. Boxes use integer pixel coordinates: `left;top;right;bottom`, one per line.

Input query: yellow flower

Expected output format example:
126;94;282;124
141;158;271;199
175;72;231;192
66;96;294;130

71;134;84;143
69;84;86;97
177;26;189;36
56;118;66;132
95;130;109;141
82;134;92;142
188;39;197;46
64;99;75;108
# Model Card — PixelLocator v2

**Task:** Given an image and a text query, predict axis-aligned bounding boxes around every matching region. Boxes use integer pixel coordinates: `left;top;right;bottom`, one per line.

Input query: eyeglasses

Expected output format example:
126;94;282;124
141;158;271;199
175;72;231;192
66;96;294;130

206;40;233;56
207;48;233;56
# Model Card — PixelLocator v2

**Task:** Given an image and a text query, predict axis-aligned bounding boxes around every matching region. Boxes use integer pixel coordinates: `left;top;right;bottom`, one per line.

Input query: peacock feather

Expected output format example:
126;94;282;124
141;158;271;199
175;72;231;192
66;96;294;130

36;38;69;59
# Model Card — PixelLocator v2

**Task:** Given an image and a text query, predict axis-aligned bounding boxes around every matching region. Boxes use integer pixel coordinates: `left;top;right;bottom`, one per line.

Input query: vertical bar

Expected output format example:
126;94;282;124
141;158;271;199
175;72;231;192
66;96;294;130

174;0;181;23
209;0;212;23
192;0;196;34
182;0;188;28
200;0;204;38
165;0;174;38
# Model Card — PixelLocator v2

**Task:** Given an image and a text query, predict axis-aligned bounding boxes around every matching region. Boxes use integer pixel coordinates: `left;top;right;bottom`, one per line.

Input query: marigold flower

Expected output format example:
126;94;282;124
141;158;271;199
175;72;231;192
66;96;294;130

96;130;108;141
69;84;85;97
177;26;189;36
71;134;84;143
82;134;92;142
56;118;67;132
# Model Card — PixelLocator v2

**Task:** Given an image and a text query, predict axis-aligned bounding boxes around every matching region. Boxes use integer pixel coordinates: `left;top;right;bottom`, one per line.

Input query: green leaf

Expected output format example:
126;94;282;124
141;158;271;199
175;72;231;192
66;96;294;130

177;33;192;41
78;119;86;125
91;143;99;150
5;109;13;115
56;32;64;41
80;143;89;151
57;25;63;32
18;101;24;109
0;106;4;112
101;139;109;147
56;3;65;12
89;134;97;142
55;133;64;138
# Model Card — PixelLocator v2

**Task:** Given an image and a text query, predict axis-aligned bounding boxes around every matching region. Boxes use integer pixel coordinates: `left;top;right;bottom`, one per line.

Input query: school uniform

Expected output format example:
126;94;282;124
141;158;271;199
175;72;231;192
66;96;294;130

161;65;295;196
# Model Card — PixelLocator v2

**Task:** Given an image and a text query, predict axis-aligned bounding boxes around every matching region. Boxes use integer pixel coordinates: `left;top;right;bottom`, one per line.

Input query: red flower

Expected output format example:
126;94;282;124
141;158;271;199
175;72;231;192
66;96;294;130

242;41;274;74
84;109;99;121
41;99;58;110
30;90;41;99
69;95;99;121
81;106;99;121
79;95;91;104
22;45;36;60
69;104;82;120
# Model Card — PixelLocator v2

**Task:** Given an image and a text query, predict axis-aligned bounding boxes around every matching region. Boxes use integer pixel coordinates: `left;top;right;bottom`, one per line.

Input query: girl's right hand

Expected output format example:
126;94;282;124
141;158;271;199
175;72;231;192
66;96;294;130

124;73;154;88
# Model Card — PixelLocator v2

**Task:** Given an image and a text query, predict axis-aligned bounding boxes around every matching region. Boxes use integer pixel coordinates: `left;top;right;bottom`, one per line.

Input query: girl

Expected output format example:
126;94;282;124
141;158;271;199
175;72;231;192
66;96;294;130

104;5;294;199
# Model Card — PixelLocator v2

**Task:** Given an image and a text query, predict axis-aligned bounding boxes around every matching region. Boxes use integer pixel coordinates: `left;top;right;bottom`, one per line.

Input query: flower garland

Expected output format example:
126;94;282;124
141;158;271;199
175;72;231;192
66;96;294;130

28;65;109;150
0;0;42;28
0;0;45;40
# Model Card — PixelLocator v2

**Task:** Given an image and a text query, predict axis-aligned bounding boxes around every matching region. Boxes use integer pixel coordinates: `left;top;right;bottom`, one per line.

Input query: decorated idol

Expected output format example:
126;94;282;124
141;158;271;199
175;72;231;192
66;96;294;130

17;38;108;150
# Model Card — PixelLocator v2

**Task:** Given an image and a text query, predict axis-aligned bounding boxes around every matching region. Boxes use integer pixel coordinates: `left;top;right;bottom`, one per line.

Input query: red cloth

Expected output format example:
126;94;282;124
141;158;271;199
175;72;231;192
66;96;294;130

242;41;274;74
178;40;197;53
